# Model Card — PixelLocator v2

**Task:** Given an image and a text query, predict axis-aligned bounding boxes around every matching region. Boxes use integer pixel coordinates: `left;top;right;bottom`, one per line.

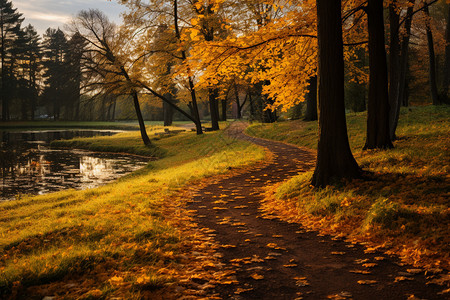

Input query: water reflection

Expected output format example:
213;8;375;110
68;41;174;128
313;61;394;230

0;130;149;200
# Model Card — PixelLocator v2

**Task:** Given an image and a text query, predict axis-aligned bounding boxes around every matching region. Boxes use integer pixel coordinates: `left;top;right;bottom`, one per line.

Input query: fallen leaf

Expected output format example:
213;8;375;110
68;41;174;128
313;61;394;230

395;276;413;282
235;287;253;294
294;277;310;287
250;274;264;280
357;280;377;285
362;263;377;268
349;269;371;274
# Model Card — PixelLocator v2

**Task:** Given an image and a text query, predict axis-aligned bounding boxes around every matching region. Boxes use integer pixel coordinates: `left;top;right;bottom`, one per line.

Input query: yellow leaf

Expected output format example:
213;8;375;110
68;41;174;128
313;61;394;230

251;273;264;280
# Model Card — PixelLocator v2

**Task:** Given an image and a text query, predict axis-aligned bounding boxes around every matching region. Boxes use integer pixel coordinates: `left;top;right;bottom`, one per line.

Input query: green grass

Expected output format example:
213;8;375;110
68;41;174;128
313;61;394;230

0;125;265;298
249;105;450;269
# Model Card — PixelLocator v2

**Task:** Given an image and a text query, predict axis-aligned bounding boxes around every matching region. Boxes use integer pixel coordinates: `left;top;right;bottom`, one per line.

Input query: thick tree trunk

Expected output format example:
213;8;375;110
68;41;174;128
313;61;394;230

389;3;401;140
163;97;174;126
365;0;393;149
311;0;361;188
132;92;151;146
221;98;227;121
423;3;440;105
442;4;450;103
304;75;318;121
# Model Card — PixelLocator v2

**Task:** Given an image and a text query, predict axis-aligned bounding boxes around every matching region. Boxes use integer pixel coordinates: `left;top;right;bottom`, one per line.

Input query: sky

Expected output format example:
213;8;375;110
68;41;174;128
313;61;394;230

13;0;126;35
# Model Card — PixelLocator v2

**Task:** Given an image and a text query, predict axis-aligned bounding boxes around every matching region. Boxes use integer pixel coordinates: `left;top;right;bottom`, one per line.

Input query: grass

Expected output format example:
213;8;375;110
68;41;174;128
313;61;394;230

248;105;450;270
0;124;265;299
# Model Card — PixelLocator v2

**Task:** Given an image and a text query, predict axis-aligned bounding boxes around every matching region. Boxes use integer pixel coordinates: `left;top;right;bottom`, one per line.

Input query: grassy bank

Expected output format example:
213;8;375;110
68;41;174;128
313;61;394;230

0;121;142;131
247;106;450;272
50;125;187;158
0;126;265;299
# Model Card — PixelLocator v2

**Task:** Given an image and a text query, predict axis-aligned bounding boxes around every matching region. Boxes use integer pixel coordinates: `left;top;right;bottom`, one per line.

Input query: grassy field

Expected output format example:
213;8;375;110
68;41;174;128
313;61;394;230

0;126;265;299
247;105;450;271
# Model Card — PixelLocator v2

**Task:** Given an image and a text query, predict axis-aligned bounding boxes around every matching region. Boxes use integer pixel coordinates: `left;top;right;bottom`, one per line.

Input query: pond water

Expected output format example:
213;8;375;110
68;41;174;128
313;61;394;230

0;130;150;200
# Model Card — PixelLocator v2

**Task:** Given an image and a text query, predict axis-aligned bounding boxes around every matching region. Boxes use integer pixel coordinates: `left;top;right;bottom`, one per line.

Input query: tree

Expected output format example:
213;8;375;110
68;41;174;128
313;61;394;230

311;0;361;187
442;2;450;102
42;28;69;120
21;24;41;120
388;1;401;139
72;10;152;145
423;0;440;105
390;1;415;139
0;0;23;120
304;75;317;121
66;32;86;120
118;0;205;134
364;0;393;149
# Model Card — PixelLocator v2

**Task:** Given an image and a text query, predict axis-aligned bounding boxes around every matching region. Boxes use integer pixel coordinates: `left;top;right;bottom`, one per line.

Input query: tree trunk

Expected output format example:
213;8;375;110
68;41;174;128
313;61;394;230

221;98;227;121
112;97;116;121
392;3;414;138
311;0;361;188
389;3;401;140
234;83;242;119
209;88;220;130
132;92;151;146
364;0;393;150
248;88;255;120
163;97;174;126
304;75;318;121
423;3;440;105
442;3;450;103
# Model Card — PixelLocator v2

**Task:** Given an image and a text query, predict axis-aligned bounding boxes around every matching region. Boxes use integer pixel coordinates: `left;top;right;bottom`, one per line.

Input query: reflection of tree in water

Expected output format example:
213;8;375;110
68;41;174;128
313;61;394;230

1;146;50;184
80;156;114;181
0;148;17;181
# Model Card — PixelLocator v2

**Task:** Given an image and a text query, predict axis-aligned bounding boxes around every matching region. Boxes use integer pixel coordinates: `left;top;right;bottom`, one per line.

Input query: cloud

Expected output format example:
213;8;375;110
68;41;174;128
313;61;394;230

13;0;125;35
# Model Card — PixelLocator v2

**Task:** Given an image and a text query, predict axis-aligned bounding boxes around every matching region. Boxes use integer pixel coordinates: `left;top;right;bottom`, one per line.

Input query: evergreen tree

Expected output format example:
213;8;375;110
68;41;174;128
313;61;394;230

66;32;86;120
42;28;69;120
19;24;41;120
0;0;23;120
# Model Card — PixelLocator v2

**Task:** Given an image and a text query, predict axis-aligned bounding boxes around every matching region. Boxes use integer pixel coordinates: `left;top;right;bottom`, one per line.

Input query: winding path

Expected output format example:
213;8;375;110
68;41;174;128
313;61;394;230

188;122;443;299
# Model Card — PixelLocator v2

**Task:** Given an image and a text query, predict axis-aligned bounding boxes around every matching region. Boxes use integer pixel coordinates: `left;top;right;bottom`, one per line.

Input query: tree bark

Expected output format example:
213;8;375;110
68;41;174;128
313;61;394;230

234;83;242;119
221;98;227;121
365;0;393;149
392;3;414;138
132;92;151;146
209;88;220;129
423;3;440;105
163;100;174;126
304;75;318;121
442;3;450;103
311;0;361;188
389;3;401;140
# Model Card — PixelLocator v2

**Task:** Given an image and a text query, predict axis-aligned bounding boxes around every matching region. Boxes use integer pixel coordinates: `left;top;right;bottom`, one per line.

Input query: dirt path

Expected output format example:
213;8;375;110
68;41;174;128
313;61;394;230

187;122;444;300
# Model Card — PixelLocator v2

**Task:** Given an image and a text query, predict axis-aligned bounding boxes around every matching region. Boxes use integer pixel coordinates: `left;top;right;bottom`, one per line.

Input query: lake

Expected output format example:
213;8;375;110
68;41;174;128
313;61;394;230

0;129;150;200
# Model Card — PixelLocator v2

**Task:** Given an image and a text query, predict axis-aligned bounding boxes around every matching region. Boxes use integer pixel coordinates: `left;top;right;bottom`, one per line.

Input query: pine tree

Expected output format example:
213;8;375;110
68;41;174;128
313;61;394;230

42;28;69;120
0;0;23;120
20;24;41;120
